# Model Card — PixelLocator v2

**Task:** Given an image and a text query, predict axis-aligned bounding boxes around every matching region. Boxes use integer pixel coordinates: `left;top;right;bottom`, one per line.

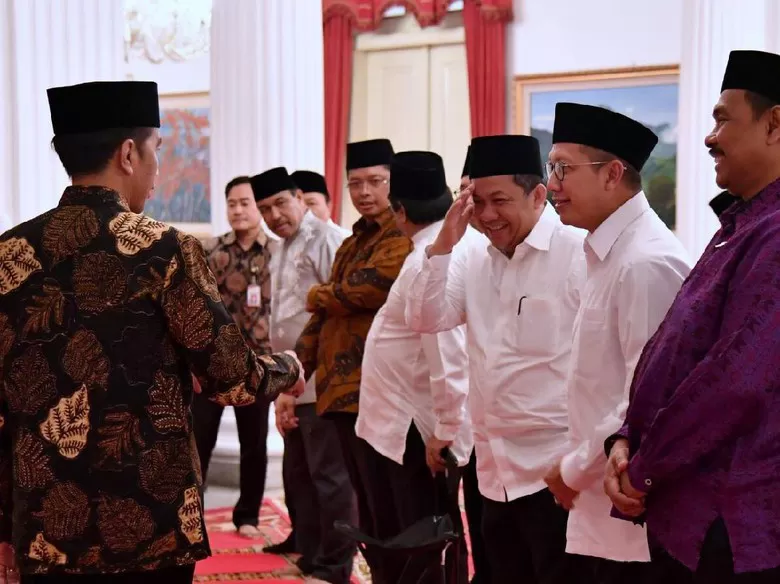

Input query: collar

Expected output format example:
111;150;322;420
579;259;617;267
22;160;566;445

59;185;130;211
411;219;444;247
719;177;780;233
586;192;650;262
223;225;268;247
352;206;394;235
485;203;559;261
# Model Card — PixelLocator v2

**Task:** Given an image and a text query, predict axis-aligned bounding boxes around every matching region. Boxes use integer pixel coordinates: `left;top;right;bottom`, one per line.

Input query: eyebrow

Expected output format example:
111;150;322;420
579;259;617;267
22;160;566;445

712;104;727;118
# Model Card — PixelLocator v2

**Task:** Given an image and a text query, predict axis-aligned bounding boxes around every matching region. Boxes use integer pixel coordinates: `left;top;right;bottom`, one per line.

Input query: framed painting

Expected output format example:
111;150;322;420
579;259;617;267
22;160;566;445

513;66;679;230
147;92;212;238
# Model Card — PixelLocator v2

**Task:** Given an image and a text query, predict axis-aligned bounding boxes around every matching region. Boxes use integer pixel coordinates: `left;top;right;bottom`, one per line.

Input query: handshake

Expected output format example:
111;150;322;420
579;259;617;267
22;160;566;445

282;349;306;399
603;438;646;518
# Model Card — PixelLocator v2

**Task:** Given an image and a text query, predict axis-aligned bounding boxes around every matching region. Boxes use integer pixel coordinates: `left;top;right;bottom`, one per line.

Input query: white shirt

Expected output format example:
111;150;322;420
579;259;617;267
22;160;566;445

356;220;473;466
561;193;692;561
269;211;347;404
406;204;586;502
328;217;352;238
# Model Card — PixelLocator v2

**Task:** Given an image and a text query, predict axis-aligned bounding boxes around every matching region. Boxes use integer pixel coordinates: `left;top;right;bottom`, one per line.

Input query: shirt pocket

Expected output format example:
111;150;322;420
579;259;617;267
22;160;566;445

506;297;561;359
573;307;608;379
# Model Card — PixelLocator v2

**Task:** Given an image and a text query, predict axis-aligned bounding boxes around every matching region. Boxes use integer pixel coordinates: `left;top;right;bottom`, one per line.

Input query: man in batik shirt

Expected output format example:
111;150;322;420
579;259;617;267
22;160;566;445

0;80;302;584
196;176;274;538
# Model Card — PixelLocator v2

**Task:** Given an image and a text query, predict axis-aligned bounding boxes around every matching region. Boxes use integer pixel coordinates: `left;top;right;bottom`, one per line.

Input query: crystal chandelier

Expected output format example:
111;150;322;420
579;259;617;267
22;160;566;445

124;0;212;64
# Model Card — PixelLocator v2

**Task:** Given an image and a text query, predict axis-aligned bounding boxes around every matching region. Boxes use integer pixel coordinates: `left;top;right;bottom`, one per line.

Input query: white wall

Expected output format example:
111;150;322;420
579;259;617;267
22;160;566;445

509;0;682;76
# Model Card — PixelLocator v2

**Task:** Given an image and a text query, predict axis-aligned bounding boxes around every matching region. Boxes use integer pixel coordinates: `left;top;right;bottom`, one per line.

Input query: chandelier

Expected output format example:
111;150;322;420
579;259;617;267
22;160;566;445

124;0;212;64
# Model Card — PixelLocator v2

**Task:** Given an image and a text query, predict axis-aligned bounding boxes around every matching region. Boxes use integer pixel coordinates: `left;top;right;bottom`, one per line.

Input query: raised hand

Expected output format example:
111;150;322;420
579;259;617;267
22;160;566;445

427;185;475;257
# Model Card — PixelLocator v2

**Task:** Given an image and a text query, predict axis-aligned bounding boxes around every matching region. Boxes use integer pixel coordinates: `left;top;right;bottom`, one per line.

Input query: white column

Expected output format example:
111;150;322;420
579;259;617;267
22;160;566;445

209;0;325;460
0;0;125;228
676;0;780;259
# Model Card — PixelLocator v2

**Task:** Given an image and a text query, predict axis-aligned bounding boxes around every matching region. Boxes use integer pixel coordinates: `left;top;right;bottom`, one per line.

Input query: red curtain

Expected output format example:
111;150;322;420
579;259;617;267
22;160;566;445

323;11;354;223
322;0;510;220
464;0;513;137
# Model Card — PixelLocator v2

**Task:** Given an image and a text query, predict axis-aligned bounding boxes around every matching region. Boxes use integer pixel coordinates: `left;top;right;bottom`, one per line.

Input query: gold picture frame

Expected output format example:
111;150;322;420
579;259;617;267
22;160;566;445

512;65;680;230
151;92;213;239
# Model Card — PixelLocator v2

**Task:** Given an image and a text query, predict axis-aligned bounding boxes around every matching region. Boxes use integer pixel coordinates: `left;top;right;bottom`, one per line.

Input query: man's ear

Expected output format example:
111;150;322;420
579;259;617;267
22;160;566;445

118;138;136;175
766;105;780;145
532;182;548;208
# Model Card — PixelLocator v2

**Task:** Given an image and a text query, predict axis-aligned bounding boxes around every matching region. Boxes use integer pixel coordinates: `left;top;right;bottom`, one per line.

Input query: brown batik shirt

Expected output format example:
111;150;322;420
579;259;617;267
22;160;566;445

201;229;272;356
0;186;300;576
295;207;412;416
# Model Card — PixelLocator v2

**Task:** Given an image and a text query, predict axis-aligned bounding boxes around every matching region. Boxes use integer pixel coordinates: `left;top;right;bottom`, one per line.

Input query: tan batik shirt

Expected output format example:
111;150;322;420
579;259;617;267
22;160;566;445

0;186;299;576
295;207;412;416
202;229;272;356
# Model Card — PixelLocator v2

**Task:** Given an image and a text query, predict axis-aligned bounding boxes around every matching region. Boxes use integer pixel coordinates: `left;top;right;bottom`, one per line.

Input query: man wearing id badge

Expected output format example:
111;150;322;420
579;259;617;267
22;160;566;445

195;176;275;538
405;135;586;584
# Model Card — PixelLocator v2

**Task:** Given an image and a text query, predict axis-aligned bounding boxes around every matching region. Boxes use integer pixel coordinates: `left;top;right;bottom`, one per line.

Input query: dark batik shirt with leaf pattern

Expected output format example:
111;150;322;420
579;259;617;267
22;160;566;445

0;187;300;575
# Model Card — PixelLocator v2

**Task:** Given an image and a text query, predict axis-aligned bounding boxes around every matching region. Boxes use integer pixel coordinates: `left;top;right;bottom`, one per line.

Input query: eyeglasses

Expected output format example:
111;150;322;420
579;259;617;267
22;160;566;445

545;160;624;181
345;177;389;192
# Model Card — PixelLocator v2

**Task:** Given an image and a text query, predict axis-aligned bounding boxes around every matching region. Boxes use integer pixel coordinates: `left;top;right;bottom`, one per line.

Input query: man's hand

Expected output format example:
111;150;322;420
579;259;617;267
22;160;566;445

427;185;475;258
275;393;299;437
192;374;202;394
544;463;579;510
0;543;18;584
425;437;453;475
305;285;321;312
604;439;645;517
283;350;306;398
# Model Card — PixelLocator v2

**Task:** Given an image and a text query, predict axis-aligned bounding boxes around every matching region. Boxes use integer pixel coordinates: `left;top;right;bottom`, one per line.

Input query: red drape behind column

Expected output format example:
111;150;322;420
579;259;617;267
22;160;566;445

323;13;354;223
463;0;512;138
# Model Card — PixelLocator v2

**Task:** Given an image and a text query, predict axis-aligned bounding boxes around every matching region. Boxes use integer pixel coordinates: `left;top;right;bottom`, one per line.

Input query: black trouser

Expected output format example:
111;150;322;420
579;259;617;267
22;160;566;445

567;554;655;584
462;450;491;584
21;564;195;583
334;416;467;584
481;488;573;584
650;517;780;583
283;404;357;584
192;392;270;528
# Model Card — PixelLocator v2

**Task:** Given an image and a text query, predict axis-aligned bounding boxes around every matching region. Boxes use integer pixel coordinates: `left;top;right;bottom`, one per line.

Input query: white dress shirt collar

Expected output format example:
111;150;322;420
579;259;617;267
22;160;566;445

411;220;445;248
486;202;559;261
585;192;650;262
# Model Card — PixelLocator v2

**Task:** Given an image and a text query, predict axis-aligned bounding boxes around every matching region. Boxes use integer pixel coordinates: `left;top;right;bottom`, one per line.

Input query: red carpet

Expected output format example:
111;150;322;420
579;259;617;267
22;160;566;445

197;498;473;582
195;499;370;583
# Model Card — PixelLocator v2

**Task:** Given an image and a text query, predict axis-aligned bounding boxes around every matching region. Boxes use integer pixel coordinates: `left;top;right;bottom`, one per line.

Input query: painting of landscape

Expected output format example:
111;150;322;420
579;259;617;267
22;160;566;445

515;70;678;230
145;94;211;231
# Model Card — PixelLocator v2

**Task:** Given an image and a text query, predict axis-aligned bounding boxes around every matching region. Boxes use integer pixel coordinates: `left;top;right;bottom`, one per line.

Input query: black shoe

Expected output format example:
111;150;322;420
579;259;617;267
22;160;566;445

263;536;296;555
296;556;316;575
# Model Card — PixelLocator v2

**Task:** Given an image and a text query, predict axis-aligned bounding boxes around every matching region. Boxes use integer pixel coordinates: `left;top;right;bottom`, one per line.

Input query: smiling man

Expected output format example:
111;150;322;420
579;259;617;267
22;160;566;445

604;49;780;583
544;103;691;584
405;135;585;584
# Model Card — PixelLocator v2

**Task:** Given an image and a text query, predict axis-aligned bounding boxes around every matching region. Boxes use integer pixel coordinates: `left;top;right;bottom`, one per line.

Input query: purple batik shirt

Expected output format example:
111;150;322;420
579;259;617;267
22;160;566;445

617;177;780;573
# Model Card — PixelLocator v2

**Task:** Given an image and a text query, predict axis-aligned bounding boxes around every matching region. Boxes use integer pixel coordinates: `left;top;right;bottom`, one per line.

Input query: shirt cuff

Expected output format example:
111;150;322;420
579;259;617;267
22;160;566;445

559;450;589;492
604;427;629;457
627;453;654;495
434;421;459;442
425;250;452;276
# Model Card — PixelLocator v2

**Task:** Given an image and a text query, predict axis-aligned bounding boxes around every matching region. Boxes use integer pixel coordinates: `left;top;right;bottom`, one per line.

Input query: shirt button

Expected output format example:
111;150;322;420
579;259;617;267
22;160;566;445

644;478;652;487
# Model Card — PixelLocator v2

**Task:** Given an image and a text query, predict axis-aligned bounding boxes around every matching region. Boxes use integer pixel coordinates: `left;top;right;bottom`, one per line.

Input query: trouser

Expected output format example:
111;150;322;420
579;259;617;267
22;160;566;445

334;416;467;584
283;404;357;584
462;450;491;584
21;564;196;583
650;518;780;583
280;437;299;548
192;392;270;528
567;554;656;584
481;488;573;584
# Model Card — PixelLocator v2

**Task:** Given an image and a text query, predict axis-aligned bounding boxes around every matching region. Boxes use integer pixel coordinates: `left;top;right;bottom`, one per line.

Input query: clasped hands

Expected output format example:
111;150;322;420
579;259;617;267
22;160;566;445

603;438;646;517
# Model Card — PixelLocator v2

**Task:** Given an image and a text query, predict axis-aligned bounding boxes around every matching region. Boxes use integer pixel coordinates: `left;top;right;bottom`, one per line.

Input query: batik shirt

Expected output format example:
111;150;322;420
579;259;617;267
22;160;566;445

202;229;272;356
295;207;412;416
0;186;299;576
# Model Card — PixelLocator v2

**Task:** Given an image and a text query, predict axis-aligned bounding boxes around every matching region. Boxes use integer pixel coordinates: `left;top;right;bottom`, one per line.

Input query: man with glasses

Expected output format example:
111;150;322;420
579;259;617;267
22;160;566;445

544;103;690;583
295;139;413;575
406;135;585;584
